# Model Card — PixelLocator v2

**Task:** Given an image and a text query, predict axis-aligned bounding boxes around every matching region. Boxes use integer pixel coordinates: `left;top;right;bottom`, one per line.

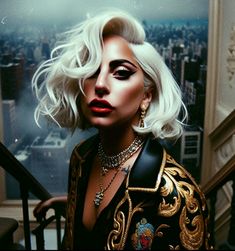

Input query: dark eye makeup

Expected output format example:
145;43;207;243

110;60;137;80
113;66;136;80
87;59;137;80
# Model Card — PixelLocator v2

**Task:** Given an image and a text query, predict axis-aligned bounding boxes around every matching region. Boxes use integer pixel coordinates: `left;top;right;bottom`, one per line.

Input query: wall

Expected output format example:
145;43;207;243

201;0;235;248
216;0;235;125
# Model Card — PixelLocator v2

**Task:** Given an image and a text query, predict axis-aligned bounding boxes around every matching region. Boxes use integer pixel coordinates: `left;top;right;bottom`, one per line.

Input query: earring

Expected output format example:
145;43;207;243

140;104;146;128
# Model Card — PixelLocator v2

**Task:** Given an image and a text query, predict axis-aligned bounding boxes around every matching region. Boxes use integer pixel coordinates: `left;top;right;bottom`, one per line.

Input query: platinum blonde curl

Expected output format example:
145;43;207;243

131;42;188;140
32;9;187;139
32;10;145;130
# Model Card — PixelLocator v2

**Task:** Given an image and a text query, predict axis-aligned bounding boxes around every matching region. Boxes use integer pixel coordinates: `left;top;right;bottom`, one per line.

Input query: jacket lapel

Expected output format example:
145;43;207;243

127;136;166;192
75;134;166;193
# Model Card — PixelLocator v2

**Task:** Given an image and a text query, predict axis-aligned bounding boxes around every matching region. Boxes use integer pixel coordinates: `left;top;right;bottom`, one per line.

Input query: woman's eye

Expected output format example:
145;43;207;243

113;67;135;80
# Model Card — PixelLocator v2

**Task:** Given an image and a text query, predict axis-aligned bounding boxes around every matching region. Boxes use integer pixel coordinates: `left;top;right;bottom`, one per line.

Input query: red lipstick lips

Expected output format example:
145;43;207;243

89;99;114;114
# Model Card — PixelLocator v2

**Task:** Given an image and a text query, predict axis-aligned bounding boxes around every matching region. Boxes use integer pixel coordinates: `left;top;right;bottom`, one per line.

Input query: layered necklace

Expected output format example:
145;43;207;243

94;135;144;207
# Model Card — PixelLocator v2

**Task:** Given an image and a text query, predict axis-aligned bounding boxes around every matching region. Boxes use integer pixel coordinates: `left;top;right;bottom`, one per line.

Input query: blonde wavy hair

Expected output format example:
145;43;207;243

32;9;187;140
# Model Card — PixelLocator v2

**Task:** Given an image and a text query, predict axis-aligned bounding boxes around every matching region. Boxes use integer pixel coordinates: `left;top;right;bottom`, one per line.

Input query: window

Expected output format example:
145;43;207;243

0;0;208;201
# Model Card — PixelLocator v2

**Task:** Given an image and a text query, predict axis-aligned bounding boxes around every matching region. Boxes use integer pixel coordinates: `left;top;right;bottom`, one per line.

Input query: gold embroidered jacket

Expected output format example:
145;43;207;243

62;135;213;250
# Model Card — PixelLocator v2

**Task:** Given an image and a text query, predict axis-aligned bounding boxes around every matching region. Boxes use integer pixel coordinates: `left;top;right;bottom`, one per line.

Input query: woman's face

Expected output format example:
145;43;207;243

81;35;149;130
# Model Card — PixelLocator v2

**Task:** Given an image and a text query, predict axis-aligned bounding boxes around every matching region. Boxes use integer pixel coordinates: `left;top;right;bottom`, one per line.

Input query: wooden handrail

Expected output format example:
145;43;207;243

202;154;235;197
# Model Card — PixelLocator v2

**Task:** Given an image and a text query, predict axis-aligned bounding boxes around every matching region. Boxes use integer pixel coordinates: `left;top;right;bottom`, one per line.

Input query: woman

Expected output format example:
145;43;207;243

32;10;213;250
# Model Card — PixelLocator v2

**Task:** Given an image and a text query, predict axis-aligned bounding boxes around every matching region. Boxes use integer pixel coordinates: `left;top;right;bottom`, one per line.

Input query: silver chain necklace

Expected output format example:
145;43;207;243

94;135;144;207
97;135;144;175
93;166;122;207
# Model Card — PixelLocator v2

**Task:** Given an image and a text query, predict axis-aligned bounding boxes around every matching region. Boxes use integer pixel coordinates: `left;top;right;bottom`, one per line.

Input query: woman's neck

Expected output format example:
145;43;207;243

98;128;138;156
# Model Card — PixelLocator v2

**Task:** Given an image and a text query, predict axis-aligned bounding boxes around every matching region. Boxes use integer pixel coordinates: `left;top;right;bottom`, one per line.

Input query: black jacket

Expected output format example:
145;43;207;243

62;134;213;250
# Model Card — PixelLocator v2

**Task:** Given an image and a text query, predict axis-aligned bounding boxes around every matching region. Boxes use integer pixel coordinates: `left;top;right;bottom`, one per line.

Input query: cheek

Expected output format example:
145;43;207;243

122;94;140;110
119;84;144;112
83;80;94;96
127;82;144;103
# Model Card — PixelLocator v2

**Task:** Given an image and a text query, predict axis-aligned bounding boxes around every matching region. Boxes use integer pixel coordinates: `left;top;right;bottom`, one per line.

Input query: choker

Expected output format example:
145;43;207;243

98;135;144;175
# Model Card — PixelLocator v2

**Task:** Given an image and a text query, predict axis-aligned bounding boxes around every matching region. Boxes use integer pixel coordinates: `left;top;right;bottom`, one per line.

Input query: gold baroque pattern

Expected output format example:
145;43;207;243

107;191;145;250
107;154;208;250
107;191;130;250
155;224;170;238
158;154;206;249
63;147;84;250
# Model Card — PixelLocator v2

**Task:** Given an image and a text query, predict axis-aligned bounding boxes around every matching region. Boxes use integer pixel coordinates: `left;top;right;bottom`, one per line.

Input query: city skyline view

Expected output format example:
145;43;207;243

0;1;209;198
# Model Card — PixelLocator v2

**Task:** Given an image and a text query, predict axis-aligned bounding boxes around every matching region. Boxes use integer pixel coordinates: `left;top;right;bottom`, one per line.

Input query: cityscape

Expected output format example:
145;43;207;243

0;18;208;198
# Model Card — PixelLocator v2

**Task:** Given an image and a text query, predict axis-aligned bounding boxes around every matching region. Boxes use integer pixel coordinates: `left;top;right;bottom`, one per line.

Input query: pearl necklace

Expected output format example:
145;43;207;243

94;136;144;207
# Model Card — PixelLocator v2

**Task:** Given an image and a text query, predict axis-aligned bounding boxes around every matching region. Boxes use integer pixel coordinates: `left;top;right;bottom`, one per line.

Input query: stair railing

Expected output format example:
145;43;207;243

2;139;234;250
0;141;64;250
202;154;235;250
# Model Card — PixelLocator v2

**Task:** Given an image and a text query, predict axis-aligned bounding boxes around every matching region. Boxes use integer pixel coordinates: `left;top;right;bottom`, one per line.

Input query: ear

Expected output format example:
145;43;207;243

140;89;152;110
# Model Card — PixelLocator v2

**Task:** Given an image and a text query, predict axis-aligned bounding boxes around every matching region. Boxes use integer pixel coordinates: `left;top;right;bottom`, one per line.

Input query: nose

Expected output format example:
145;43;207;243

95;70;109;96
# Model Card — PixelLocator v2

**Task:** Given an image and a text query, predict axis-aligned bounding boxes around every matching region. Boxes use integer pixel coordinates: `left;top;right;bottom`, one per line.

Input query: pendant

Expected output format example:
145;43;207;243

94;191;104;207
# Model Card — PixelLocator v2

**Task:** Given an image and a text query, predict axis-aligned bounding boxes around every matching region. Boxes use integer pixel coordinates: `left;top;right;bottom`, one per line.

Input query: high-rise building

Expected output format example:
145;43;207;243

0;63;24;101
30;130;70;195
180;130;202;182
2;100;17;146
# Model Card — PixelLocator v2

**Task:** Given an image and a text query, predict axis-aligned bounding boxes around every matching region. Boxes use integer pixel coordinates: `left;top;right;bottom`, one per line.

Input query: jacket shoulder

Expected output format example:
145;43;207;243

154;154;212;249
162;154;207;204
70;134;99;166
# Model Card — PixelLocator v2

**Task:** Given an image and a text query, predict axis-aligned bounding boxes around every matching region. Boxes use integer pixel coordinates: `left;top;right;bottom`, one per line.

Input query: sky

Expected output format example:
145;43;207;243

0;0;208;26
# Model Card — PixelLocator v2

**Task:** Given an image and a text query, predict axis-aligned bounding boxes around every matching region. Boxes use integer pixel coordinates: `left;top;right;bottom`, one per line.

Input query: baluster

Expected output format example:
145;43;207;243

55;212;62;250
20;184;31;250
209;191;217;247
227;175;235;249
34;226;45;250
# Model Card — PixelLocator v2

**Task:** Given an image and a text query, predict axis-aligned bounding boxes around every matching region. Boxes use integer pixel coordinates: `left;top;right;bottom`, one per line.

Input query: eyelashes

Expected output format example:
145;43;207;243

88;66;136;80
113;67;135;80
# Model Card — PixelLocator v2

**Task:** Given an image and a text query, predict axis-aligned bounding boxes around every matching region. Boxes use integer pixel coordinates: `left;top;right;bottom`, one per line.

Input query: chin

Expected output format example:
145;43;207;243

89;116;137;131
90;118;113;128
93;123;114;129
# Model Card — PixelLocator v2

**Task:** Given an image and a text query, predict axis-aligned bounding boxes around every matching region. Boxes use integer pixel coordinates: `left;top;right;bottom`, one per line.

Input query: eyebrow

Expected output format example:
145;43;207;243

109;59;137;69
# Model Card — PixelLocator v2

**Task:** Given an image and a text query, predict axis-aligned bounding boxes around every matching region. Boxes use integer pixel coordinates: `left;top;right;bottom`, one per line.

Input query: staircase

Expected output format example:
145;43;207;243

0;140;234;250
0;141;63;250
